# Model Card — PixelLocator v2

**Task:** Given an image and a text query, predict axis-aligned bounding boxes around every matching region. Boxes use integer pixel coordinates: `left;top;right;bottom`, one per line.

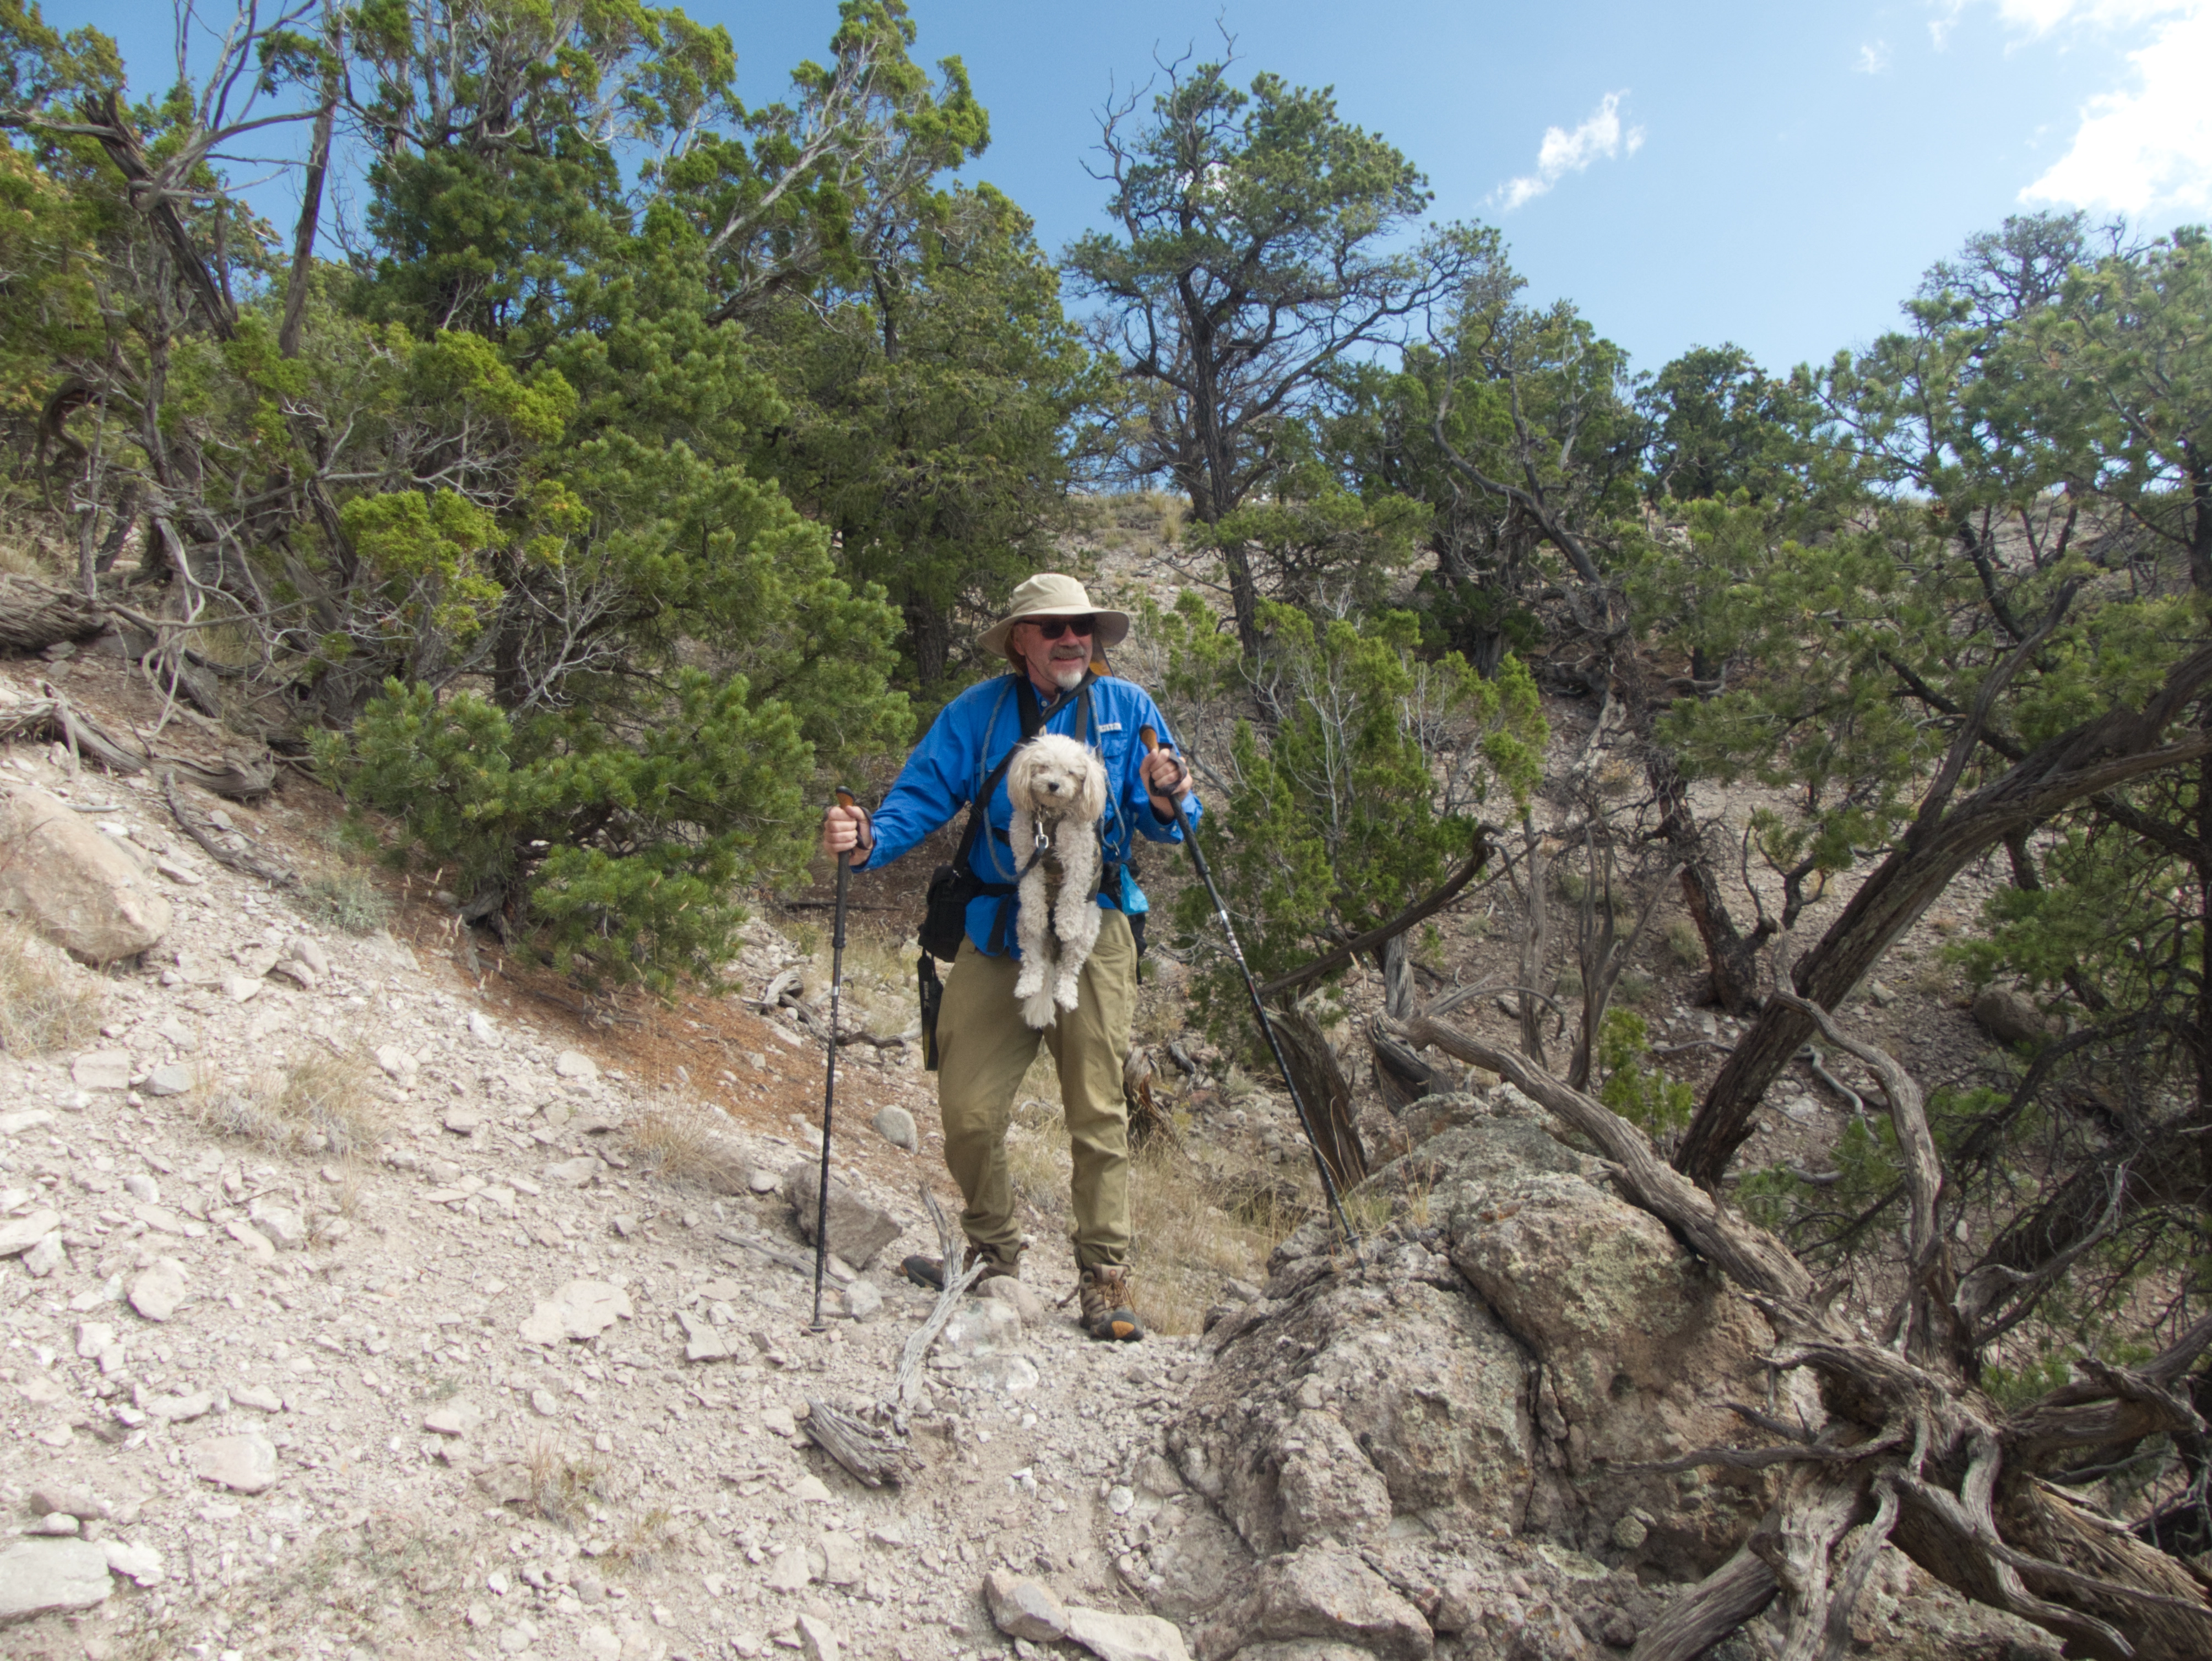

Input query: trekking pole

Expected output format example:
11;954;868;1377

811;788;858;1332
1140;729;1357;1247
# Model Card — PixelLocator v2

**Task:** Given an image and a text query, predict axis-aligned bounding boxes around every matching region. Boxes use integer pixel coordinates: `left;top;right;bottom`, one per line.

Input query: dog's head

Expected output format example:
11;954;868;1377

1007;732;1108;822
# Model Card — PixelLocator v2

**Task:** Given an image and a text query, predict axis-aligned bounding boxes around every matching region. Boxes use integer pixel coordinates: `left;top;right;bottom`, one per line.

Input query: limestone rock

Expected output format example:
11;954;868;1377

1972;987;2051;1046
1066;1605;1194;1661
982;1274;1049;1327
781;1161;899;1267
247;1198;307;1250
127;1260;189;1322
1221;1546;1430;1661
795;1610;840;1661
69;1050;132;1091
940;1297;1022;1358
1447;1143;1779;1572
985;1570;1070;1641
554;1048;599;1081
424;1399;484;1436
101;1540;164;1587
373;1043;418;1081
519;1280;632;1343
0;1209;61;1257
0;1537;112;1622
817;1529;863;1586
1145;1512;1251;1619
844;1279;883;1322
143;1062;193;1097
871;1104;919;1152
0;787;171;963
188;1432;279;1494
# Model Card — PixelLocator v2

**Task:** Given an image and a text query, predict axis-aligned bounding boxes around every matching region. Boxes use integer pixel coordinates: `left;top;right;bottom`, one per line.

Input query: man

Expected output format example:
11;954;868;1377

820;574;1196;1342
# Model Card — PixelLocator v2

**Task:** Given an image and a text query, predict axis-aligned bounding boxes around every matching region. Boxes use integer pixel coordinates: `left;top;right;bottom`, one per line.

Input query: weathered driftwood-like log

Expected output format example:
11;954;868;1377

0;573;106;653
888;1185;985;1423
162;767;296;888
0;691;274;801
801;1397;908;1490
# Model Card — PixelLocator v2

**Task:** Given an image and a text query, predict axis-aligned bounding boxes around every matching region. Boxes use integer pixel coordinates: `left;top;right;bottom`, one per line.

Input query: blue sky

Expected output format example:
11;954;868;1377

44;1;2212;380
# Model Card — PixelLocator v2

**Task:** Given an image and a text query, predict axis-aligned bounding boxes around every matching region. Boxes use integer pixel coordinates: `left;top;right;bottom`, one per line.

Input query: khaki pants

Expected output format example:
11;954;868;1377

936;909;1136;1268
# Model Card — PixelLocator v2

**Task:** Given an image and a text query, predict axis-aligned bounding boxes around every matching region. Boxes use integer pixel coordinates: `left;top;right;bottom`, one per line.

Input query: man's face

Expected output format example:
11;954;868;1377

1012;615;1094;692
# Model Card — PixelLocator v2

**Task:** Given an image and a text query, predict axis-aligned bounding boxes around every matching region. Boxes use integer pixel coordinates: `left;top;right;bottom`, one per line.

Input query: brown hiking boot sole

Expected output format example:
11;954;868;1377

901;1250;1017;1293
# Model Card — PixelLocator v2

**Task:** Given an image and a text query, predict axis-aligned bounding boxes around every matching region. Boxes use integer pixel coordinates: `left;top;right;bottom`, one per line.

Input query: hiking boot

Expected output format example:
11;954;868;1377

901;1241;1018;1293
1079;1265;1143;1342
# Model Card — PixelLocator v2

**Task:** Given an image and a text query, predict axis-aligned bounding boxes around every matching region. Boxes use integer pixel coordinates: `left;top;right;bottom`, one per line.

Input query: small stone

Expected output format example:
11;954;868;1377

0;1109;56;1134
290;937;331;976
1105;1485;1135;1516
781;1162;899;1268
981;1275;1048;1327
247;1199;308;1250
580;1624;622;1661
554;1049;599;1082
765;1545;814;1591
870;1105;918;1153
983;1571;1070;1642
128;1260;189;1322
0;1538;113;1620
231;1384;283;1412
155;857;203;886
226;1219;276;1262
373;1043;418;1080
188;1432;278;1494
70;1050;132;1092
268;958;317;990
844;1280;883;1322
530;1388;561;1416
101;1539;164;1586
817;1531;863;1587
34;1511;80;1535
1868;979;1898;1008
1612;1513;1650;1551
519;1280;632;1344
424;1399;484;1436
1063;1606;1190;1661
544;1157;600;1188
143;1063;194;1098
794;1610;841;1661
789;1475;833;1504
468;1011;497;1043
145;1389;215;1423
443;1107;484;1136
0;1208;62;1257
941;1298;1022;1357
123;1173;159;1204
221;974;262;1004
74;1321;116;1360
23;1231;65;1277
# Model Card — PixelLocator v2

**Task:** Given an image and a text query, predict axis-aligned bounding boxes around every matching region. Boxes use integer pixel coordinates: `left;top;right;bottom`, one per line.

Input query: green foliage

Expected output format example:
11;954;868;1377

1594;1011;1692;1138
1157;599;1545;1046
317;670;821;991
755;184;1110;693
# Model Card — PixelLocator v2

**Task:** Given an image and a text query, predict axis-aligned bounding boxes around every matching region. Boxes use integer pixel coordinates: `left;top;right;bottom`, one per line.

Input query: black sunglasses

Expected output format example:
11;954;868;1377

1029;616;1096;640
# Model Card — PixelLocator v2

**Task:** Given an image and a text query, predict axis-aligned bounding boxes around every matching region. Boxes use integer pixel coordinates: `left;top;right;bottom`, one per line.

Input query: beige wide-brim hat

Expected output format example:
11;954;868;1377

975;573;1131;658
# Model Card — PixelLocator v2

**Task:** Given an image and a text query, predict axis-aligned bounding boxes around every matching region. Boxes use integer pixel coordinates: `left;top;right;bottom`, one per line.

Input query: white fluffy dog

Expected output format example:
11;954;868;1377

1006;732;1109;1028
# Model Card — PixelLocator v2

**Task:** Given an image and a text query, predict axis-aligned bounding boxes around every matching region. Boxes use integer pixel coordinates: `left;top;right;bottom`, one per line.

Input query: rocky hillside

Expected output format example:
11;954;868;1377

0;607;2068;1661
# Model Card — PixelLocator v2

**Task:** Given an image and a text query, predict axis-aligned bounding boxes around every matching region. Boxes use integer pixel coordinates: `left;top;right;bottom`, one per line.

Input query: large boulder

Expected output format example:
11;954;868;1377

1443;1119;1786;1575
0;786;171;963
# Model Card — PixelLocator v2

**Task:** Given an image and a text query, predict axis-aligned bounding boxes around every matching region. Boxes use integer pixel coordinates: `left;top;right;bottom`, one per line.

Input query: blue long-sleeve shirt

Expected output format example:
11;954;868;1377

856;673;1201;957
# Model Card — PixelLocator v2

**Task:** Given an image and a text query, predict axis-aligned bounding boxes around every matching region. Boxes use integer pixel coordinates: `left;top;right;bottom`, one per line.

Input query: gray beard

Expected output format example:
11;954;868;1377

1047;659;1086;689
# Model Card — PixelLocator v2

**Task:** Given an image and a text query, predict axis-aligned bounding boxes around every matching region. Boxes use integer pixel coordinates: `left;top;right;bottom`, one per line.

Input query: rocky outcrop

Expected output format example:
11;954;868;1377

0;784;172;962
1158;1090;1800;1659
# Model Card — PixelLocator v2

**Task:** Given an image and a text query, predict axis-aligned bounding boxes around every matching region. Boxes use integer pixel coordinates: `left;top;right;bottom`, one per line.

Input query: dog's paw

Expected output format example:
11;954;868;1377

1021;989;1058;1029
1012;960;1046;1002
1053;970;1081;1012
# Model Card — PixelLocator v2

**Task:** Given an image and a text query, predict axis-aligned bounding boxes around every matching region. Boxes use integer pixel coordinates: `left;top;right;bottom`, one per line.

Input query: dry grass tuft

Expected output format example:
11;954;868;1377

625;1100;723;1184
603;1505;684;1573
796;925;919;1041
0;917;106;1056
201;1051;389;1158
525;1436;611;1528
291;869;394;936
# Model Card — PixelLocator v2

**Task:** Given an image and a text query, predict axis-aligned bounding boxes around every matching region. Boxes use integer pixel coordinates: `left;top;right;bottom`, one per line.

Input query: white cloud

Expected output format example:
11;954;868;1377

2008;2;2212;213
1493;93;1645;211
1857;39;1894;72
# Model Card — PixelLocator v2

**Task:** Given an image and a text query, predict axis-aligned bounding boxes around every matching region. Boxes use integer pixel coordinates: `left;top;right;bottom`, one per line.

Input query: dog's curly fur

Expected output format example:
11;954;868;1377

1006;732;1109;1028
